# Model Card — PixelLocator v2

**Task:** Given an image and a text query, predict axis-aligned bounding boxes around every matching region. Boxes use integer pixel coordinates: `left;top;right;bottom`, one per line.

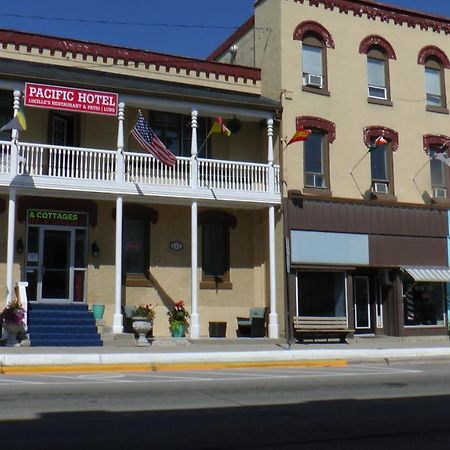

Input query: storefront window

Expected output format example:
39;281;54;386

297;271;346;317
403;278;445;326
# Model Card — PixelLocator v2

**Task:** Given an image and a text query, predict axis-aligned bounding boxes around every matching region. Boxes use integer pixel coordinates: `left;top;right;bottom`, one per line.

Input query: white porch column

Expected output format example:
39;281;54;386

113;195;124;333
116;102;125;183
268;205;279;338
10;90;21;177
5;188;16;305
191;109;198;189
267;117;275;194
190;201;200;338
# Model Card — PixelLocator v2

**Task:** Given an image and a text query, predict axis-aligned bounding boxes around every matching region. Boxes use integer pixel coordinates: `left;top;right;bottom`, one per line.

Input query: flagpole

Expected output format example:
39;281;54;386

349;150;370;198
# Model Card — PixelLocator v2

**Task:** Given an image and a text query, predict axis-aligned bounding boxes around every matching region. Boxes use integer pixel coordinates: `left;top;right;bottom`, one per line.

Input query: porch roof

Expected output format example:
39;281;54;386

0;58;281;118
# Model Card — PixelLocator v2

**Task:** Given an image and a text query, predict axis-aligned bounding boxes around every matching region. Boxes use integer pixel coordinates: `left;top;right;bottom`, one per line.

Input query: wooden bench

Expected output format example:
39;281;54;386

293;316;353;343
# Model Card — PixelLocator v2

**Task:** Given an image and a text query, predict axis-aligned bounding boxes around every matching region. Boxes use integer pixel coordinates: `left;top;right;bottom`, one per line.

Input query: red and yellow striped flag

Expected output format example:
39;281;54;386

287;127;311;146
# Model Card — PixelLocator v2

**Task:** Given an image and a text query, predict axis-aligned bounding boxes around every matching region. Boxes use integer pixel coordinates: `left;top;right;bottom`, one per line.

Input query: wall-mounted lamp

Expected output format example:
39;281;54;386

91;241;100;257
16;237;24;254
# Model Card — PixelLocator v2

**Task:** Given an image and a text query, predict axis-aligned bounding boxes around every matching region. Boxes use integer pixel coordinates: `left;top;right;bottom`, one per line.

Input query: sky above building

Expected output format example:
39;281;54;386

0;0;449;59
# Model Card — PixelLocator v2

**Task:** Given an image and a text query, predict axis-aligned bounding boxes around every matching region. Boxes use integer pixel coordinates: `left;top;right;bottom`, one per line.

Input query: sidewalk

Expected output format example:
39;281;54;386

1;335;450;374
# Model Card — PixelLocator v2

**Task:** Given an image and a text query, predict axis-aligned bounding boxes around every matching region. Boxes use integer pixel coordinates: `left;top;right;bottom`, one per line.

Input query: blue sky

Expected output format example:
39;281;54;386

0;0;449;59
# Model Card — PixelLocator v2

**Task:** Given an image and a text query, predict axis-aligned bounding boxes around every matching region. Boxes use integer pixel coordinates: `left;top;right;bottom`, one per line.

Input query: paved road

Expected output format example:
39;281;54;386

2;362;450;449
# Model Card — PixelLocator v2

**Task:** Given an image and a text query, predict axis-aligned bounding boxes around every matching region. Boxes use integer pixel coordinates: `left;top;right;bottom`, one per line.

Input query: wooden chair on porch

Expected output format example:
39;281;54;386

237;307;267;337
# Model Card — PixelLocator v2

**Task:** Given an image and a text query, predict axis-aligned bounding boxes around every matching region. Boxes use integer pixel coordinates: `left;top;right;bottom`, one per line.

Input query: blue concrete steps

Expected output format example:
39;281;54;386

27;303;103;347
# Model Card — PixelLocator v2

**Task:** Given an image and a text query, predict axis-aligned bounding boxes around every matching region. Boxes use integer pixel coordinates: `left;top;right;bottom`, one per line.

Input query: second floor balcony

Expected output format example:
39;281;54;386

0;139;281;205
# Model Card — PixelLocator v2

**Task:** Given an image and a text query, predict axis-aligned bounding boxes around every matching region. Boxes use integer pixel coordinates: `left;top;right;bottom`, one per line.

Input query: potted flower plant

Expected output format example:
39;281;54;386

131;304;155;346
167;300;190;337
0;299;26;346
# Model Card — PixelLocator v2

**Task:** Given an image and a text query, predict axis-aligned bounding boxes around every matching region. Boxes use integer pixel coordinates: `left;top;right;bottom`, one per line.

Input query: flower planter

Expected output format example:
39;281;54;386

170;321;186;338
132;317;152;346
92;304;105;320
3;321;26;347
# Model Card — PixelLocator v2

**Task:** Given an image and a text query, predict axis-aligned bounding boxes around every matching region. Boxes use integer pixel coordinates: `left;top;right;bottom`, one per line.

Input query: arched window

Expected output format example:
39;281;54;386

418;47;449;112
363;126;398;197
297;116;335;193
359;36;396;105
294;21;334;95
423;134;450;199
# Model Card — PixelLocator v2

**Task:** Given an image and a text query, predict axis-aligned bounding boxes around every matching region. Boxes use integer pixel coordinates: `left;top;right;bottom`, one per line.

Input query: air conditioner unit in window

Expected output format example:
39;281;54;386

368;85;387;100
373;182;388;194
305;73;323;88
433;187;447;198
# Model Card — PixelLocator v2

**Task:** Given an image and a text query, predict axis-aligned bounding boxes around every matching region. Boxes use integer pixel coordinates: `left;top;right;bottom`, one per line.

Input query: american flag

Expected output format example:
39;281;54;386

131;111;177;167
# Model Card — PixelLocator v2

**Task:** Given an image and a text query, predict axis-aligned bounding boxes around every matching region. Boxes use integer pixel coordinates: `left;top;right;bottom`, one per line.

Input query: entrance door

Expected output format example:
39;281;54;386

40;229;72;302
354;276;371;331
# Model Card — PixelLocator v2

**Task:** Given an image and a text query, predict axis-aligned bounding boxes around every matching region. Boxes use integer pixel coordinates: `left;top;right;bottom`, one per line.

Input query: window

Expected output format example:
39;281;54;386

304;130;327;189
429;146;448;199
49;112;78;146
120;205;158;287
0;90;13;142
302;36;325;90
297;116;335;194
403;277;445;327
293;21;334;95
423;135;450;200
364;127;398;198
367;48;389;100
297;271;347;317
359;36;396;105
370;139;394;196
199;211;236;290
148;111;209;158
418;46;450;113
425;59;446;109
123;218;149;276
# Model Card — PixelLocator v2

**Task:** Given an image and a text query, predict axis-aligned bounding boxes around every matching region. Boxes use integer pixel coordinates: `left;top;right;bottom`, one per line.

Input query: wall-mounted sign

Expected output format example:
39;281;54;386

27;209;88;227
25;82;118;116
169;241;183;251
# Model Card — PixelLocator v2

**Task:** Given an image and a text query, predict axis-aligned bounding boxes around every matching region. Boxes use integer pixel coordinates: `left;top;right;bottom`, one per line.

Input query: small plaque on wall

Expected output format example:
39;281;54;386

169;241;183;251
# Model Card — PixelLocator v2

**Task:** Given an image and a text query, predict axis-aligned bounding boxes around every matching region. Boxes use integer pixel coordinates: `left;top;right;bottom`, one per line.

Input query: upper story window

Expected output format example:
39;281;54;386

367;48;388;100
147;111;209;158
359;36;396;106
418;46;450;114
302;36;325;90
296;116;336;195
304;130;328;189
423;134;450;200
293;21;334;96
363;126;399;199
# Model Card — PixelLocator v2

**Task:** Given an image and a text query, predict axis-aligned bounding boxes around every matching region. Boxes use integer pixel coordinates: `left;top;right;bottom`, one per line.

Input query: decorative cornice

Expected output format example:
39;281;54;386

418;45;450;69
293;20;335;48
359;35;396;60
423;134;450;153
207;16;255;60
293;0;450;35
0;29;261;85
296;116;336;142
363;126;399;151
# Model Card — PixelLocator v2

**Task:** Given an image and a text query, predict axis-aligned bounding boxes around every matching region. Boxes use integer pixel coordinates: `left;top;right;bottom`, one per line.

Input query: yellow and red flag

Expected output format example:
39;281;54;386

287;127;311;146
207;117;232;138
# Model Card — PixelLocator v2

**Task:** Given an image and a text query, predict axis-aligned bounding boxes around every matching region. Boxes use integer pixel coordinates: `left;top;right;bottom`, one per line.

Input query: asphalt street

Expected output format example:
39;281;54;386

1;361;450;449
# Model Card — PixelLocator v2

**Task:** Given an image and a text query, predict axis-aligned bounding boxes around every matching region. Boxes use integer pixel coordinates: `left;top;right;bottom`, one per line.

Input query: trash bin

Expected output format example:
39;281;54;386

209;321;227;338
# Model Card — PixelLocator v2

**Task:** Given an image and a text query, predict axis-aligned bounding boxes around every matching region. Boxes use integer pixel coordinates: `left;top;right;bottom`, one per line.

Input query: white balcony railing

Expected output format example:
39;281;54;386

0;141;280;197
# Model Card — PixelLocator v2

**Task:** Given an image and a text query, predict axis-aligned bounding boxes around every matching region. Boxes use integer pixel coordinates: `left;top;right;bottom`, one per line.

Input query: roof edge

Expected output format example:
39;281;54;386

207;16;255;61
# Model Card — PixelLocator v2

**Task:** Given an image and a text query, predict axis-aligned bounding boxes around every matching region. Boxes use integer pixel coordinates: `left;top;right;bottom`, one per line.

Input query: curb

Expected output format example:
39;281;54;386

0;359;348;374
1;347;450;374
